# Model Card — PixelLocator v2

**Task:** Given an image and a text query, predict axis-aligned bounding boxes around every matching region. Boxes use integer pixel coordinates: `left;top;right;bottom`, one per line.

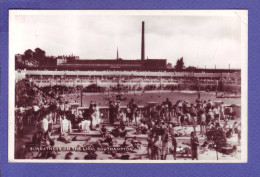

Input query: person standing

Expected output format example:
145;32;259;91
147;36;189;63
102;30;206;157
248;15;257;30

133;103;138;126
213;106;220;123
190;131;199;160
165;98;172;121
190;104;197;135
109;101;115;124
200;113;206;136
172;134;177;160
168;123;175;138
237;124;241;146
219;102;225;121
126;105;131;126
161;133;169;160
115;100;120;122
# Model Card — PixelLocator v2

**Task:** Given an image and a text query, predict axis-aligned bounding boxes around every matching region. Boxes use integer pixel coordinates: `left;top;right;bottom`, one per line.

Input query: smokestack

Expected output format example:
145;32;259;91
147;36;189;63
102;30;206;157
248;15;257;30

116;47;119;60
141;21;145;60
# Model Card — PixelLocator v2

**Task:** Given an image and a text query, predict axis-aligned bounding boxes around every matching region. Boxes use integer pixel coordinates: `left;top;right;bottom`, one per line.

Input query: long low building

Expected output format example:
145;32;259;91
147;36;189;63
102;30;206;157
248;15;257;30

15;70;241;91
60;59;167;70
16;69;240;79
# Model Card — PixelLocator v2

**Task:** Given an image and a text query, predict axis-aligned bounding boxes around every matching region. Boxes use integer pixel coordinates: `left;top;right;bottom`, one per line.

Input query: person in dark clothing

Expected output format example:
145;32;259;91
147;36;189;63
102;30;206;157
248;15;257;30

151;135;160;160
121;138;131;148
45;139;57;159
109;101;115;124
65;151;73;160
161;133;169;160
119;125;128;137
131;136;141;150
172;134;177;160
100;125;108;137
84;151;97;160
88;102;96;130
126;105;132;123
102;134;117;146
165;98;172;121
16;145;28;159
128;99;136;124
190;131;199;160
165;98;172;109
82;109;94;130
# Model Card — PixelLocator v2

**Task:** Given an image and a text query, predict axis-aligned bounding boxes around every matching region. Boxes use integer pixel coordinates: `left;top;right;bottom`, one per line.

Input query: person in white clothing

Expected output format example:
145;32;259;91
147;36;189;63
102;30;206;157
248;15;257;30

219;102;225;121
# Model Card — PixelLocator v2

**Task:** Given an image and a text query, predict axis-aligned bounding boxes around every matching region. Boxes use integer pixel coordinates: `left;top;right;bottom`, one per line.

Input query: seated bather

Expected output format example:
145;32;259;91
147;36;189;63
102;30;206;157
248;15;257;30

130;136;142;150
99;125;108;137
121;137;132;148
100;134;117;146
65;151;73;160
79;119;91;132
84;151;97;160
118;125;128;137
36;140;58;159
57;133;73;143
111;125;128;138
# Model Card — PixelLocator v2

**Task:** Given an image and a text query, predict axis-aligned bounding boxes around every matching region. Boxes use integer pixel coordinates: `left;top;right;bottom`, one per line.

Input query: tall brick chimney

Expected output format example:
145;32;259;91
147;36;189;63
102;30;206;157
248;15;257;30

141;21;145;60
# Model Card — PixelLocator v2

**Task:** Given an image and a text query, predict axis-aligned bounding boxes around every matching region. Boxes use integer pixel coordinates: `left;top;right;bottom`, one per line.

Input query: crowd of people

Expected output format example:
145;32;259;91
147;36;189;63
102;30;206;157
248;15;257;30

14;79;241;160
84;93;240;160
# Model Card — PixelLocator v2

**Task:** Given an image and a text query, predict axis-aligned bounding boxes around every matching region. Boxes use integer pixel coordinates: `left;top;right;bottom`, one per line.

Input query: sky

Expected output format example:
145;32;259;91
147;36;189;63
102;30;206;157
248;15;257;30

12;12;243;69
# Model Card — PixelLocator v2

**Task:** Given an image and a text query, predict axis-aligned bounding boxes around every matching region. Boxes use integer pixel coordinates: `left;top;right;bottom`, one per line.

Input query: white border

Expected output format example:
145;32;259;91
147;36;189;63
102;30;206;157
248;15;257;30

8;10;248;163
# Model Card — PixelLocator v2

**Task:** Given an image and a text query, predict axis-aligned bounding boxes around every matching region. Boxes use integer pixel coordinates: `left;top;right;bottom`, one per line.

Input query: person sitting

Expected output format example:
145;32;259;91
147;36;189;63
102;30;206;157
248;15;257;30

32;130;43;147
65;151;73;160
118;125;128;137
140;123;149;134
232;122;239;134
120;154;130;160
57;133;72;144
16;145;29;159
111;127;121;138
226;128;233;138
100;125;108;137
219;145;237;155
101;134;117;146
131;136;141;150
118;109;126;124
121;138;132;148
84;151;97;160
45;139;58;159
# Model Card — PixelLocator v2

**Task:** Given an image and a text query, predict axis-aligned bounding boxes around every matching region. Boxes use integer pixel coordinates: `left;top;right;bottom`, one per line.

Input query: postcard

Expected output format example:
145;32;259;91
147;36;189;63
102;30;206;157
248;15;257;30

8;10;248;163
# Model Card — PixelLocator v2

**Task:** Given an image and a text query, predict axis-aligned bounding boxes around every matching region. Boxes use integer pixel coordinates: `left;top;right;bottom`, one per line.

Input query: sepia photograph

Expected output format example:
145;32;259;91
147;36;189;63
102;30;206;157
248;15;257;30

8;10;248;162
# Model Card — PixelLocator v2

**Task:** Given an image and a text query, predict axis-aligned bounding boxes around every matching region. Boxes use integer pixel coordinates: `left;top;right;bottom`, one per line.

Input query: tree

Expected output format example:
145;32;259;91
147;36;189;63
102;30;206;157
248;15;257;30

23;49;34;61
166;63;172;69
186;66;197;71
175;57;185;70
34;48;46;66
